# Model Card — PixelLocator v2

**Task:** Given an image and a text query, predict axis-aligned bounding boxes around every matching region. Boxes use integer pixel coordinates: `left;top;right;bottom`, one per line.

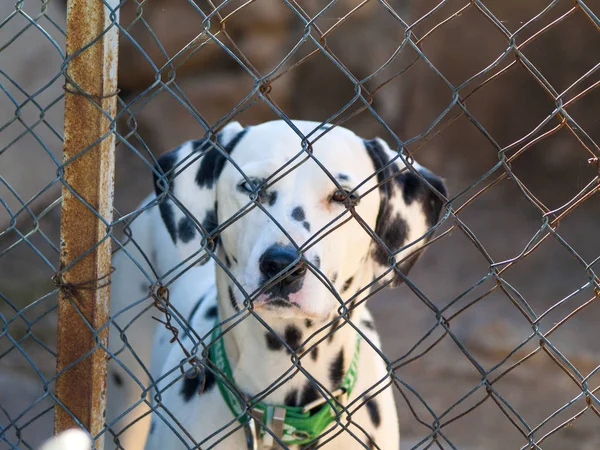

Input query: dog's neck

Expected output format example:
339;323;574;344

215;273;373;408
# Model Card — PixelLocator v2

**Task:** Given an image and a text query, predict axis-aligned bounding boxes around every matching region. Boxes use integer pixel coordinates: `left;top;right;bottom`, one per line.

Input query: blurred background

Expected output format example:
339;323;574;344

0;0;599;448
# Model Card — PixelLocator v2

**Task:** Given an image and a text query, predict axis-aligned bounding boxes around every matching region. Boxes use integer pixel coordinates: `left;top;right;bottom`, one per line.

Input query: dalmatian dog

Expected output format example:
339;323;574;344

107;120;446;450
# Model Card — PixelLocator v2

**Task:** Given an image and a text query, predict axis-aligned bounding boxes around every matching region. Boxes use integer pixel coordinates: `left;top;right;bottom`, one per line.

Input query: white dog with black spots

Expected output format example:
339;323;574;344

106;120;446;450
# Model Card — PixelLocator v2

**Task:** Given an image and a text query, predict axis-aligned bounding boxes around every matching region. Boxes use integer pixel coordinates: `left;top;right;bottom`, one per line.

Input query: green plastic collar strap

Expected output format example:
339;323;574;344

210;323;362;446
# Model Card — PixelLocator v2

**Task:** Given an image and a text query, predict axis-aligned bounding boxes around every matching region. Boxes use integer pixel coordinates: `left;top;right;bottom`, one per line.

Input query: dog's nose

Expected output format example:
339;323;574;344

259;245;306;286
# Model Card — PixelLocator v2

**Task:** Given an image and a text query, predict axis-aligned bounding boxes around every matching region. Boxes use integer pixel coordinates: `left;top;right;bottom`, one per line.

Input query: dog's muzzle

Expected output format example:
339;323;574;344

259;245;306;298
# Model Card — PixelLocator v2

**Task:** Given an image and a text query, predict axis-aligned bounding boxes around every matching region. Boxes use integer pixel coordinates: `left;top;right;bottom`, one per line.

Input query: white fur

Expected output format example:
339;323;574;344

39;429;91;450
106;195;182;449
147;268;398;450
106;120;445;450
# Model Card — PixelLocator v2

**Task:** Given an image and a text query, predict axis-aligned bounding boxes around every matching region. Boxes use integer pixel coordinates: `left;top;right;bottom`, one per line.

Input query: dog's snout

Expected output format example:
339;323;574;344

259;245;306;286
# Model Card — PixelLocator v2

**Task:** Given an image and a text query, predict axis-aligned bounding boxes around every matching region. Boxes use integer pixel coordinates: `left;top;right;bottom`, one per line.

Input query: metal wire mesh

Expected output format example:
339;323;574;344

1;0;599;449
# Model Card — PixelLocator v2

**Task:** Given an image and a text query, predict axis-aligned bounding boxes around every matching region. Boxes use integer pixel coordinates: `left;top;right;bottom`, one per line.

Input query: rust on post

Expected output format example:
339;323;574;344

55;1;119;448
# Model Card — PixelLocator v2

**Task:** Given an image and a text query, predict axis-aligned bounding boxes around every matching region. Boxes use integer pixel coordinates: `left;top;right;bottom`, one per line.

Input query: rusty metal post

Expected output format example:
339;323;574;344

55;0;119;447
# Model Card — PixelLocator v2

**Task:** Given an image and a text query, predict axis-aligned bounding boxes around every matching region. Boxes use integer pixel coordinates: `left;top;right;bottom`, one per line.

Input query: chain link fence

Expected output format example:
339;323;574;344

1;0;599;449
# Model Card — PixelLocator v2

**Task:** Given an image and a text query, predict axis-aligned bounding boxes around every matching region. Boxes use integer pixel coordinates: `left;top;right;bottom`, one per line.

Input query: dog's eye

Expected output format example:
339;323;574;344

330;189;359;205
238;178;260;193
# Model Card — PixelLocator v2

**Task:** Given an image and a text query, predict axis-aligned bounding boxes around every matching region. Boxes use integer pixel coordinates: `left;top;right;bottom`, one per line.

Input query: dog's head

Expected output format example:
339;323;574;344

154;120;446;321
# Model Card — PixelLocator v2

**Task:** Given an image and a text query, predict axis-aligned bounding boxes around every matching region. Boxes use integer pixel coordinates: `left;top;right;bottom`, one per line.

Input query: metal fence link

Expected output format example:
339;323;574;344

0;1;599;450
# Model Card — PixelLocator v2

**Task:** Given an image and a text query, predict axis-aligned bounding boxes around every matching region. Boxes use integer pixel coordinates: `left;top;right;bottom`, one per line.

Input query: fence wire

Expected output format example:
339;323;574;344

1;0;600;449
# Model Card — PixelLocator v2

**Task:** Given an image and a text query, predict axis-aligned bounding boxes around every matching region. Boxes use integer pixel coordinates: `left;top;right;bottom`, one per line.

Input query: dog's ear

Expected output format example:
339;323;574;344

154;121;247;264
364;138;447;287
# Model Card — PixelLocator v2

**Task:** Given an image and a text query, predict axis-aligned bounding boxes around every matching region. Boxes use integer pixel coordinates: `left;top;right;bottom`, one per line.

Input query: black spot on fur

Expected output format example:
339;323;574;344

313;256;320;268
284;325;302;352
363;139;393;197
204;305;218;319
265;331;283;351
330;272;338;284
396;170;446;228
371;213;409;268
305;318;314;328
291;206;305;222
311;346;319;361
185;295;205;335
423;178;447;228
397;171;421;206
328;317;340;343
228;285;240;311
267;190;278;206
195;130;248;188
180;373;200;402
364;139;446;280
149;420;156;435
365;399;381;428
180;365;215;402
284;389;299;407
302;221;311;232
341;276;354;293
154;151;179;243
177;217;196;243
337;173;349;181
349;304;357;321
224;252;231;268
300;383;320;406
364;139;407;268
154;150;178;187
232;255;238;264
222;128;248;155
191;138;209;152
329;349;344;387
203;367;216;392
203;209;218;235
361;320;375;331
140;283;149;293
112;372;123;387
268;298;292;308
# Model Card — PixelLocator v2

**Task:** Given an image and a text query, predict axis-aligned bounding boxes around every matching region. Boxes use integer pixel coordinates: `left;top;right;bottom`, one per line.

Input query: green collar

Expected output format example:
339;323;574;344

209;322;361;446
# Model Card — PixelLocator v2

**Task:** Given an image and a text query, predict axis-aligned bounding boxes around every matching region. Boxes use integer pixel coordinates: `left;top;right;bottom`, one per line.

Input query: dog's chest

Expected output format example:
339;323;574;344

150;284;392;449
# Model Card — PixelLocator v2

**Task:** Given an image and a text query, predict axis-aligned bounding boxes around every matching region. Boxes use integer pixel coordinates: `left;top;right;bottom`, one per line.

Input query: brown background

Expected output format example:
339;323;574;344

0;0;599;448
